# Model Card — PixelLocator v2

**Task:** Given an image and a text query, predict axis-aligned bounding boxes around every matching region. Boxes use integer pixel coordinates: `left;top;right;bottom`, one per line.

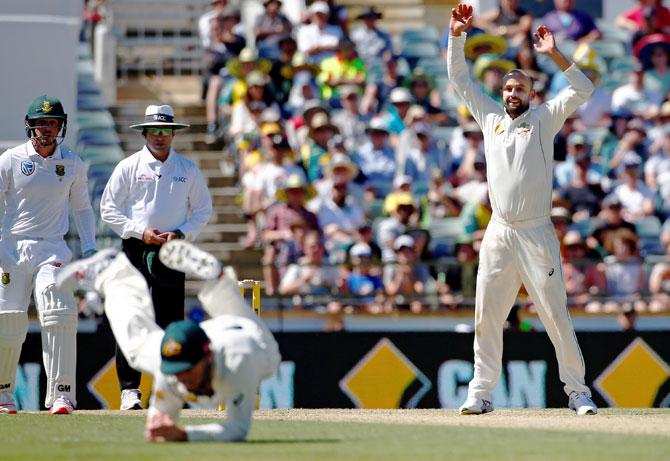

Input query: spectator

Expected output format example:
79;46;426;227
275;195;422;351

268;35;298;110
353;118;397;196
396;105;428;173
277;231;341;310
198;0;228;49
557;143;606;220
608;119;648;175
262;174;320;295
301;112;337;181
361;53;404;115
617;303;638;331
383;175;413;216
403;69;447;125
541;0;601;44
648;240;670;312
473;53;515;103
588;195;637;258
611;154;656;222
551;206;573;257
317;38;367;103
515;39;548;90
350;7;392;63
228;71;279;141
345;242;386;313
421;169;463;226
381;87;413;137
555;132;603;188
562;231;607;310
311;151;364;209
286;60;320;115
403;123;452;186
616;0;670;46
592;109;634;174
459;32;508;62
602;229;647;312
287;101;327;153
611;62;663;119
377;194;418;265
473;0;533;48
315;174;365;259
450;105;485;166
384;235;432;313
644;44;670;96
254;0;292;57
331;85;371;153
645;127;670;218
242;133;302;248
455;126;486;189
297;1;343;64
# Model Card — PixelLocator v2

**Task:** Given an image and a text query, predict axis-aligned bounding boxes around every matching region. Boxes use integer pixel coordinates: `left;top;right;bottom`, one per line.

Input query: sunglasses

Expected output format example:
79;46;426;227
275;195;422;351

146;127;173;135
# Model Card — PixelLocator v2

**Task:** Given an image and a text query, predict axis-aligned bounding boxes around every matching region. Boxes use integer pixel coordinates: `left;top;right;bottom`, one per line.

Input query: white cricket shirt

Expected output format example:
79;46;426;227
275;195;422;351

100;146;212;241
148;315;279;442
448;33;594;223
0;141;95;248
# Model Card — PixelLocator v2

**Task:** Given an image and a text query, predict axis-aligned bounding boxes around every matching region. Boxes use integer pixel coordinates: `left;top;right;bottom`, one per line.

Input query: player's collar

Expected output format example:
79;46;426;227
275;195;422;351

25;140;62;160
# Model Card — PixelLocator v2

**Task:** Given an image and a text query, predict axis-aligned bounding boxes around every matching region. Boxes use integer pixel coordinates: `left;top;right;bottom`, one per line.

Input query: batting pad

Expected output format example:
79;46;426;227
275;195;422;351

38;285;77;408
0;312;28;394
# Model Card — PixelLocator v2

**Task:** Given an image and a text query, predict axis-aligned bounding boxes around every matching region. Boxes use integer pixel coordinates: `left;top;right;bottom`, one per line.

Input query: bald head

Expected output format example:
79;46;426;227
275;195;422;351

502;69;533;88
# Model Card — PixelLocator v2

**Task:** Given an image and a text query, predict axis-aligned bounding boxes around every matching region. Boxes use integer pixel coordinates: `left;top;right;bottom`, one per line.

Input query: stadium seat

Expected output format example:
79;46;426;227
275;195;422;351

609;56;636;74
400;27;439;46
589;40;626;60
636;216;663;238
77;111;115;130
77;128;121;147
416;59;448;78
78;76;101;95
401;42;440;68
78;94;108;111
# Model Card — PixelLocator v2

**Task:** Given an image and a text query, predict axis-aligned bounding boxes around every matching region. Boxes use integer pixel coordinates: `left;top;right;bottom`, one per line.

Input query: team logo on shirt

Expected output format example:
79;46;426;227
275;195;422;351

494;124;505;135
1;272;9;285
516;122;533;136
55;165;65;176
21;161;35;176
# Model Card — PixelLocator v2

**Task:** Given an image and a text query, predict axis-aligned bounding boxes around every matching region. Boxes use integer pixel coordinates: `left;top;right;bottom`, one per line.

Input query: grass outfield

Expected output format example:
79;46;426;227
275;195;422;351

1;409;669;460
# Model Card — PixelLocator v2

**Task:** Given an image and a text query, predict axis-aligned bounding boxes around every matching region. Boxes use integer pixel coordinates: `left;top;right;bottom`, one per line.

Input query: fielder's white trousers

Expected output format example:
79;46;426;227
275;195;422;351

468;216;591;402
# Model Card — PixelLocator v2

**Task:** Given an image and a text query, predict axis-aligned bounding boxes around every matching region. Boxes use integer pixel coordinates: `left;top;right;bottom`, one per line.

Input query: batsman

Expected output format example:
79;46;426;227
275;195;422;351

447;4;597;415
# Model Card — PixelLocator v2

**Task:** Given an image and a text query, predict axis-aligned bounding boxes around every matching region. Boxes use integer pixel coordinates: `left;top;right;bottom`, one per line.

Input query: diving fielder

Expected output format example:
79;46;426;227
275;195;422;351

0;95;96;414
57;240;280;441
447;4;597;415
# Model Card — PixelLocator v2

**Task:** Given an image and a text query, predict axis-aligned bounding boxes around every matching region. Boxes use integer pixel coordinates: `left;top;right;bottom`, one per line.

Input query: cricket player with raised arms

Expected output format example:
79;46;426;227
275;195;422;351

447;4;597;415
57;240;280;441
0;95;96;414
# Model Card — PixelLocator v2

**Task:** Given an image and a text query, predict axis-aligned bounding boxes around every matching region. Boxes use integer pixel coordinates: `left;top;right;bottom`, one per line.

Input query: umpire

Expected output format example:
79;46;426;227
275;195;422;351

100;104;212;410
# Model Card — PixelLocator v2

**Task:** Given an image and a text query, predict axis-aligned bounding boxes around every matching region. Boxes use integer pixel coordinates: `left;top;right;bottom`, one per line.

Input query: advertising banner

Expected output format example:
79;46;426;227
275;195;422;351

15;328;670;410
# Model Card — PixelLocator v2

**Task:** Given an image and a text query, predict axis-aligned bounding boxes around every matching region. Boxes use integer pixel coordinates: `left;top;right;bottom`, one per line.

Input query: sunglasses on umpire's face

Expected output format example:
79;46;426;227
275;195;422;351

146;127;174;136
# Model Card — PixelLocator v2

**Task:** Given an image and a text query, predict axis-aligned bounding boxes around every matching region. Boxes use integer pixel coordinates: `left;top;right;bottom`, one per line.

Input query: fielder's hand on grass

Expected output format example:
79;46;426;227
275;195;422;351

145;411;187;442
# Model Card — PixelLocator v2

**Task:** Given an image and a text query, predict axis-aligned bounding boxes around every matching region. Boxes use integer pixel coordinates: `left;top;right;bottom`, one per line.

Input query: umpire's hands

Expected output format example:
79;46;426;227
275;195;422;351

143;227;167;245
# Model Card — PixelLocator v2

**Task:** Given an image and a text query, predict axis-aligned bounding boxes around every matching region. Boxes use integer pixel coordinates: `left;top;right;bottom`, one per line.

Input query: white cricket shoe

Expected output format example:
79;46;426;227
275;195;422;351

459;397;494;415
569;391;598;415
0;392;17;414
56;248;119;295
50;397;74;415
120;389;143;410
159;240;221;280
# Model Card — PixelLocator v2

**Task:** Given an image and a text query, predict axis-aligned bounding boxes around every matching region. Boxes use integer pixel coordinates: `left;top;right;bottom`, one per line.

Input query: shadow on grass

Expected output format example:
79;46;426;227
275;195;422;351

243;438;341;444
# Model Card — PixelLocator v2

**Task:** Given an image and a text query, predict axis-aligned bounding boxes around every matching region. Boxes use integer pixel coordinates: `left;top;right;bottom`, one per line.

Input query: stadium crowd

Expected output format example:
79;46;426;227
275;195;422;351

199;0;670;315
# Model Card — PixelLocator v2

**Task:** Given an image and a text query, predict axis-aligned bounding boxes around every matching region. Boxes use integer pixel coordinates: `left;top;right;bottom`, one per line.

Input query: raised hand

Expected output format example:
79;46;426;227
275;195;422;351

450;3;473;36
533;25;557;55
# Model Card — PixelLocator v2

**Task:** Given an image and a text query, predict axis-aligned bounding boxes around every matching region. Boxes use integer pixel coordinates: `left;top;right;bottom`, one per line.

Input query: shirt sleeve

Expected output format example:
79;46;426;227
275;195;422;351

446;33;501;128
184;388;255;442
543;64;595;135
148;373;185;423
178;164;213;241
100;163;145;240
69;158;96;252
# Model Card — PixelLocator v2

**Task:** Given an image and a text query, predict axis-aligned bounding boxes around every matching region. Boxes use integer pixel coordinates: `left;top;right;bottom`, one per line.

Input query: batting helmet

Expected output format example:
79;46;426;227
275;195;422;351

25;95;68;139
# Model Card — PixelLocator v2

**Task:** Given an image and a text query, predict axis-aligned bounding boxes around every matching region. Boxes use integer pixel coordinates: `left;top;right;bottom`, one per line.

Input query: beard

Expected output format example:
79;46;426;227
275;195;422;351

190;361;214;397
504;98;529;118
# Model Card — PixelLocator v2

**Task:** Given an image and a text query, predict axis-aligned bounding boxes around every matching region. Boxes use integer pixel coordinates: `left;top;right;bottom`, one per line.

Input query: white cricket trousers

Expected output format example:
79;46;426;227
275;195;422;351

96;254;279;377
468;215;591;402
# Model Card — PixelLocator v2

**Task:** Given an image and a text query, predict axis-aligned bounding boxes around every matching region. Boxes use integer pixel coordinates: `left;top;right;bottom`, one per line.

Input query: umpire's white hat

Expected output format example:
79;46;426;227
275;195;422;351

130;105;190;130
